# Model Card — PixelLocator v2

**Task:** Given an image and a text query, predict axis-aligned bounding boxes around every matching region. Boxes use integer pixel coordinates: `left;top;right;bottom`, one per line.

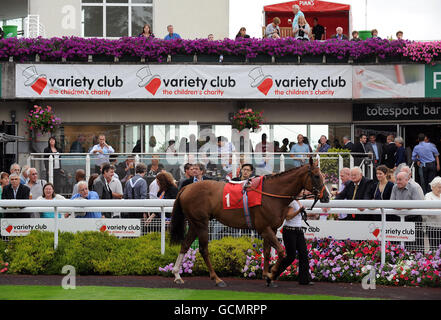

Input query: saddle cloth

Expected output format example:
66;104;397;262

222;176;263;210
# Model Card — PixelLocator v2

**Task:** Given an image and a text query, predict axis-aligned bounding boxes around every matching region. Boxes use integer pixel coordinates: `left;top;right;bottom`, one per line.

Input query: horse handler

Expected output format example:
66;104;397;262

271;199;313;286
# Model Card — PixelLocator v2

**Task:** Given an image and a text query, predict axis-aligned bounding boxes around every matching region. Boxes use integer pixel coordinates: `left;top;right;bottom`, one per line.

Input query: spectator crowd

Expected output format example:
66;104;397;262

1;130;441;251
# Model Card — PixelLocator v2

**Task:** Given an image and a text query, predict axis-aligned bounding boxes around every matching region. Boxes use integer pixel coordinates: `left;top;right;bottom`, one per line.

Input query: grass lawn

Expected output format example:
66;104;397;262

0;285;372;300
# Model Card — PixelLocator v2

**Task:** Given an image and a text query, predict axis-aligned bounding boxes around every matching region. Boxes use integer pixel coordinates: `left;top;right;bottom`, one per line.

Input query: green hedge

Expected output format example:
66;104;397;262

3;231;258;276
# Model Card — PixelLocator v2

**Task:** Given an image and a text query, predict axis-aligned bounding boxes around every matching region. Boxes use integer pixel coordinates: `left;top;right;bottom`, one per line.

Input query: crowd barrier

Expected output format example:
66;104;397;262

26;152;374;198
1;199;440;266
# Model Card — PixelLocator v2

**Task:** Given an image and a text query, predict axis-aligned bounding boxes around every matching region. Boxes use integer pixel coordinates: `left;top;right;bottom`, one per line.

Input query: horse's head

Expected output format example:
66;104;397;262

305;157;329;203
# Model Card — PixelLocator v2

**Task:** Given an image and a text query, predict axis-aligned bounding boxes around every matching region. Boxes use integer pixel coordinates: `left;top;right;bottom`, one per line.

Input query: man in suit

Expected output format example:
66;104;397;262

382;134;397;169
123;163;148;218
366;134;383;166
332;27;348;40
335;167;374;221
352;134;369;167
1;173;31;218
179;163;211;190
342;136;354;151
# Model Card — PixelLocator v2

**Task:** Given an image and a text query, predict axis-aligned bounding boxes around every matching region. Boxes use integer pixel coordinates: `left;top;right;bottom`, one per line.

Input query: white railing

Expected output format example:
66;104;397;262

28;152;372;195
1;199;440;265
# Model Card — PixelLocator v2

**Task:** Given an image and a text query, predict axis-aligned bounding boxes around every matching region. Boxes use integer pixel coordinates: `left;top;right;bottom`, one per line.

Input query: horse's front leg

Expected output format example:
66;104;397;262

260;227;285;286
262;238;271;279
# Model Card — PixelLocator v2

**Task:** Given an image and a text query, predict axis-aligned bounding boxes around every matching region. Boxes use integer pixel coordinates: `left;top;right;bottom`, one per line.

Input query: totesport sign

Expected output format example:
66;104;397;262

15;64;352;99
1;219;141;237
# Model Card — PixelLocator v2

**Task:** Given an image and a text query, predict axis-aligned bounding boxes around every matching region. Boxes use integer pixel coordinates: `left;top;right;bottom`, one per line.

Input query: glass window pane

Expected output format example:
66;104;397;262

131;6;153;37
82;0;103;3
132;0;152;3
106;0;128;3
106;6;128;37
310;125;329;151
83;6;103;37
273;125;307;152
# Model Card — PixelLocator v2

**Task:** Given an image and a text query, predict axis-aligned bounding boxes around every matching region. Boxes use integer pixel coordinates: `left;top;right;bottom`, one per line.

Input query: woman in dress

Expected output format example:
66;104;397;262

369;165;395;221
139;23;155;39
294;16;311;41
43;136;64;193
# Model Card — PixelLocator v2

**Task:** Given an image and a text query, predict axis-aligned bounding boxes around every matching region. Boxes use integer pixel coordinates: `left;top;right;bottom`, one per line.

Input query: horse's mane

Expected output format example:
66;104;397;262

264;164;309;180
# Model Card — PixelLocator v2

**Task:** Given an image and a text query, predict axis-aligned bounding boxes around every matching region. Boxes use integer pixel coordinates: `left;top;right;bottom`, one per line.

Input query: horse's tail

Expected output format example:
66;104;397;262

169;189;186;245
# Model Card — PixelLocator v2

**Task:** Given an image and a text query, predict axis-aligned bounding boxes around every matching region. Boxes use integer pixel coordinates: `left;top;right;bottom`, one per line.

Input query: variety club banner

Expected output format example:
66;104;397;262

1;219;141;237
15;64;353;99
277;221;416;242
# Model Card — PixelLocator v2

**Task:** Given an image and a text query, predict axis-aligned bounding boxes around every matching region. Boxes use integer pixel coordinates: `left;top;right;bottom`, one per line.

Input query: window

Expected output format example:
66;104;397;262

81;0;153;38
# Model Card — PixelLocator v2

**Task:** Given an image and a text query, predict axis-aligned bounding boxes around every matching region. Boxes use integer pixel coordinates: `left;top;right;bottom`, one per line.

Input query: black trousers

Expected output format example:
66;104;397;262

278;228;310;284
418;161;437;194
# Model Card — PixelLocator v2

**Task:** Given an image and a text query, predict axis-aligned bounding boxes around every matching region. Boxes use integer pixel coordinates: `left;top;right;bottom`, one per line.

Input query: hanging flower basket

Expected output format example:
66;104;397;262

24;105;62;136
231;108;264;132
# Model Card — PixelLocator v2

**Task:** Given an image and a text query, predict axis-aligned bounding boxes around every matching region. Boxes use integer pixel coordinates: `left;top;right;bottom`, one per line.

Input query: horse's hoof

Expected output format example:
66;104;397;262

174;279;185;285
266;281;278;288
216;281;227;288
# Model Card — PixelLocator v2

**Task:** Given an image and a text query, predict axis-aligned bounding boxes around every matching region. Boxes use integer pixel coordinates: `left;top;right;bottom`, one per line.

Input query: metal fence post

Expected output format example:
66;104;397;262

135;154;140;165
54;206;59;250
161;206;165;255
349;155;354;168
317;154;321;168
400;215;405;248
381;208;386;266
48;155;54;184
231;153;237;178
338;154;343;190
85;154;91;182
27;155;31;168
280;154;285;172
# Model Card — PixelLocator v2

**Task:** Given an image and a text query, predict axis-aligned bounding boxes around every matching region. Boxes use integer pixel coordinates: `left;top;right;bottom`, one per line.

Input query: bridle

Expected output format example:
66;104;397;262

247;165;327;207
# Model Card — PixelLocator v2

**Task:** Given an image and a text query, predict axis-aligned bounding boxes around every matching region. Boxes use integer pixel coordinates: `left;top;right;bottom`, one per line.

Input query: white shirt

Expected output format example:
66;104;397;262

284;200;303;227
424;192;441;225
108;176;123;195
149;179;160;199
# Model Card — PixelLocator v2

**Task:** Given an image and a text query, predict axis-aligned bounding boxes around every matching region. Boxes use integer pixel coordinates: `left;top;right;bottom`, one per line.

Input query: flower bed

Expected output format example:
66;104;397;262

0;37;440;64
241;238;441;287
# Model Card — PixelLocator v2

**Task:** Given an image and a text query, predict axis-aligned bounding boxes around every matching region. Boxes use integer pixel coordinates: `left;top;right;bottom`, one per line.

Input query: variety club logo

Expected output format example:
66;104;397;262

2;220;13;233
22;66;47;95
368;223;381;238
137;66;161;95
248;67;273;96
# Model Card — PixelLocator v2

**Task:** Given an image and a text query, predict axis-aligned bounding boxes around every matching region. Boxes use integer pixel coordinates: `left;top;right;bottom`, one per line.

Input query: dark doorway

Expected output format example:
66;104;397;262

354;125;397;144
402;124;441;179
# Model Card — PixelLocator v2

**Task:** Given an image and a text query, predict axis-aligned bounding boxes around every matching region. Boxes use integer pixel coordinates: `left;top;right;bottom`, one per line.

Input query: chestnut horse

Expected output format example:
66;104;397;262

169;158;329;287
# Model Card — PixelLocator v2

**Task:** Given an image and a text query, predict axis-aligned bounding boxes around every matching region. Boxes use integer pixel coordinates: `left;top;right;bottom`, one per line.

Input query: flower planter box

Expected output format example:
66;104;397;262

378;55;412;64
118;55;142;63
92;54;115;62
66;55;89;62
221;55;246;63
21;54;37;62
196;54;220;63
325;55;349;63
275;55;299;63
171;54;195;62
352;55;377;64
300;55;324;63
248;54;273;63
